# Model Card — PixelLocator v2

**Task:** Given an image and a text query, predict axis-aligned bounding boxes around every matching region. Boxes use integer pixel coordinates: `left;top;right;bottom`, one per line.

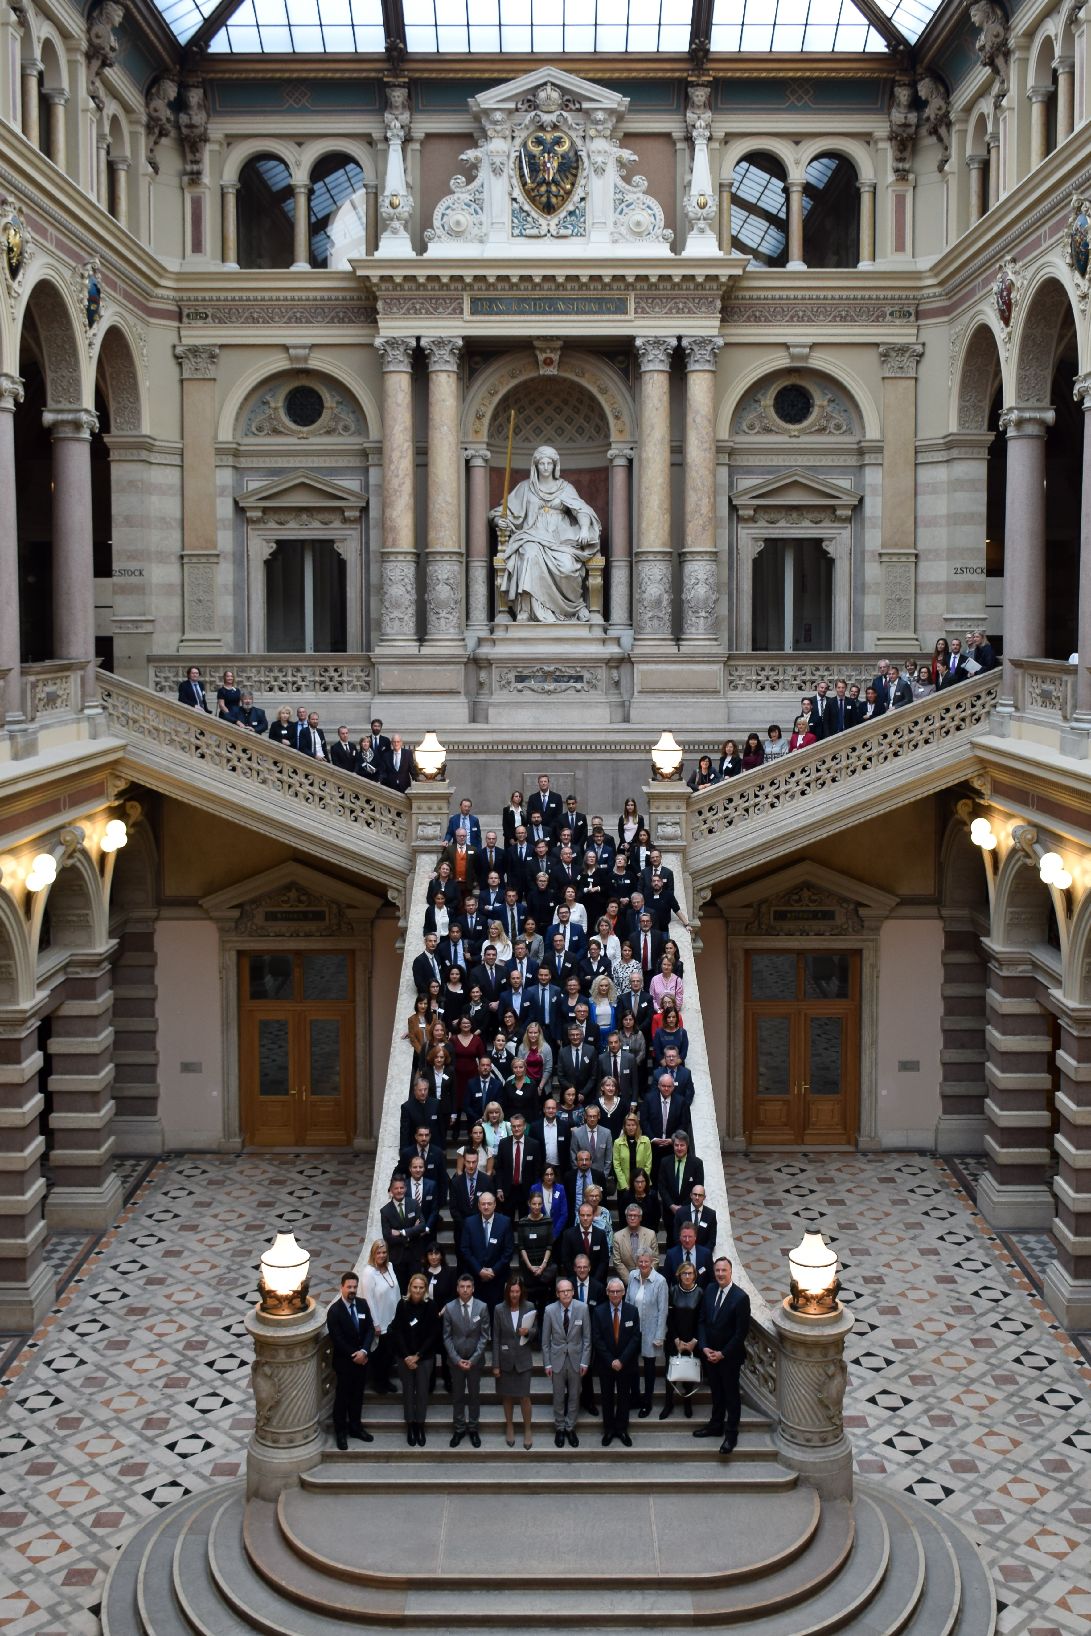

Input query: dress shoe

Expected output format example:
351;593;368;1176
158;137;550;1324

418;1427;427;1446
658;1405;673;1420
583;1403;600;1417
693;1424;722;1438
566;1430;579;1448
506;1435;516;1448
523;1435;533;1450
718;1437;737;1457
450;1430;465;1448
638;1405;651;1419
555;1431;566;1448
469;1430;481;1448
601;1433;613;1447
683;1401;693;1419
350;1426;374;1443
406;1427;415;1446
618;1432;633;1447
335;1435;348;1451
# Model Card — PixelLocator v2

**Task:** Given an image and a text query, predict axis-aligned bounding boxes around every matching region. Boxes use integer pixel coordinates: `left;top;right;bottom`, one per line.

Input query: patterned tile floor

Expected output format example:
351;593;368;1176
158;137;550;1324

0;1150;1087;1635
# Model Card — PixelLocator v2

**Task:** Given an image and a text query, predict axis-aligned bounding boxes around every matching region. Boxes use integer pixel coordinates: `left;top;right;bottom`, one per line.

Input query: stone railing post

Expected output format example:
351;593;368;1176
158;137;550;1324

770;1299;855;1498
245;1299;328;1500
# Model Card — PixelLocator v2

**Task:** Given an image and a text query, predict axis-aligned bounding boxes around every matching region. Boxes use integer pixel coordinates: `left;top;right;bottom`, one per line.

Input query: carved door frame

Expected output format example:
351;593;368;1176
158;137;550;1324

238;473;368;652
736;518;853;652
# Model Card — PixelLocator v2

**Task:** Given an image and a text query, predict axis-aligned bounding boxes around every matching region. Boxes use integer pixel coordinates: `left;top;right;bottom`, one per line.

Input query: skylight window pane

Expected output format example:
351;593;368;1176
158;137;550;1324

597;23;628;48
771;24;805;46
565;23;596;49
598;0;629;24
660;23;689;46
533;21;563;49
803;21;835;46
436;23;469;47
740;22;772;47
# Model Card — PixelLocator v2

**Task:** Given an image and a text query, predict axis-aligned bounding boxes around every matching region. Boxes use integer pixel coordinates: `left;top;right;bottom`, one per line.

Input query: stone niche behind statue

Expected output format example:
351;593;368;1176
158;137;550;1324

491;445;600;623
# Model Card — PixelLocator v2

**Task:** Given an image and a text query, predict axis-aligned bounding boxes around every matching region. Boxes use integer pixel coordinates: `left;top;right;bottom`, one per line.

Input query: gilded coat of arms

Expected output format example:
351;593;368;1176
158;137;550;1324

2;204;24;283
516;128;580;217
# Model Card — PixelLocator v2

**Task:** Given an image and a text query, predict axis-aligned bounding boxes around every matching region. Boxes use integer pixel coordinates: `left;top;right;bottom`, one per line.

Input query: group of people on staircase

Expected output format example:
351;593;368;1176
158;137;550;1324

328;778;750;1460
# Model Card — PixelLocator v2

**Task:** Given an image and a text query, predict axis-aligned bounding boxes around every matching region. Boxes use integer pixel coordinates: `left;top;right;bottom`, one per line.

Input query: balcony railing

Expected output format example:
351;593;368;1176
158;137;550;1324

1009;659;1078;723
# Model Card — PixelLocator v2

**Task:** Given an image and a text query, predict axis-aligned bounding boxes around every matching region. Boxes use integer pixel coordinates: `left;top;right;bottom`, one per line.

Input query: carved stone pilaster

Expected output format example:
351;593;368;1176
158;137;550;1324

181;550;221;649
878;343;924;378
634;556;673;640
425;555;463;640
381;556;418;642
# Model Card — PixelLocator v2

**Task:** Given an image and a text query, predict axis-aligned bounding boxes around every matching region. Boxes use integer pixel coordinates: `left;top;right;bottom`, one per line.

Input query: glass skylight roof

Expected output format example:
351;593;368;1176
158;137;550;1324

159;0;948;54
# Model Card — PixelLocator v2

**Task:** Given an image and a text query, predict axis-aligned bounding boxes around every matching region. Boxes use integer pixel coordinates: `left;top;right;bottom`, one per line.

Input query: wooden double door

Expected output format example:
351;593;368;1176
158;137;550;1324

240;951;356;1146
743;950;859;1146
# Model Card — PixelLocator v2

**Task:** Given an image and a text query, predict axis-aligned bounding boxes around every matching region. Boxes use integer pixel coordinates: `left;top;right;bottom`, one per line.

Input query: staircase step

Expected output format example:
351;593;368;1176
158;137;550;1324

238;1495;409;1629
318;1436;781;1466
101;1507;173;1636
839;1492;926;1635
172;1491;260;1636
137;1493;215;1636
277;1475;819;1592
874;1483;997;1636
301;1453;792;1491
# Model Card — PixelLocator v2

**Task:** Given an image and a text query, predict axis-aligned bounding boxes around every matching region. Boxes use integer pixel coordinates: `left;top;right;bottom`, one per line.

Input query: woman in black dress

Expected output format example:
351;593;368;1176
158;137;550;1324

630;1170;662;1237
660;1257;702;1420
215;669;241;719
517;1190;555;1321
422;1242;456;1396
390;1271;441;1445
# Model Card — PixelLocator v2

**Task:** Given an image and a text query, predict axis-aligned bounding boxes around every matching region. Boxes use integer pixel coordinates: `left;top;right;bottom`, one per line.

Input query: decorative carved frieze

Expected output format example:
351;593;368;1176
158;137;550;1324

152;660;374;697
494;665;605;694
181;301;377;327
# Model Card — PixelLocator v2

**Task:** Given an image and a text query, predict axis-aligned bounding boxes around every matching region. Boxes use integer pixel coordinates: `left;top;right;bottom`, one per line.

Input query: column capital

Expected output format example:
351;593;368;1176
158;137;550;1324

1074;372;1091;407
421;335;463;372
42;406;98;439
999;404;1056;436
374;335;415;373
220;179;239;195
680;335;724;372
858;177;877;195
1027;85;1053;102
634;336;676;373
608;443;635;465
96;134;110;152
21;58;42;77
292;179;310;195
785;177;806;194
0;374;24;412
463;446;490;466
1055;53;1075;72
878;342;924;379
968;153;988;170
110;155;131;173
173;343;220;380
42;87;69;106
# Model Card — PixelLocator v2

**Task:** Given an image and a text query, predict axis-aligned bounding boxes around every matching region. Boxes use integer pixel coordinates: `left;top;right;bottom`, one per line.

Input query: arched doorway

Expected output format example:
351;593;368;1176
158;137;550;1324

955;323;1005;648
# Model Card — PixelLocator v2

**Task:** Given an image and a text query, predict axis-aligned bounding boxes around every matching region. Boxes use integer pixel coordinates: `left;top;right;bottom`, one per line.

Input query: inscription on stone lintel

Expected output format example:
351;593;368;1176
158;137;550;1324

467;294;630;318
770;907;838;923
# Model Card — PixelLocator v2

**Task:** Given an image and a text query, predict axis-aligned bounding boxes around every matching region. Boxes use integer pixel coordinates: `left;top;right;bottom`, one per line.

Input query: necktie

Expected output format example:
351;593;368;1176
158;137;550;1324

431;957;439;982
583;1231;591;1255
483;1223;491;1249
631;1232;639;1255
684;1250;692;1265
563;1310;570;1335
414;1182;422;1206
643;933;650;969
513;1141;522;1184
349;1301;359;1331
543;990;550;1023
463;1302;471;1321
399;1201;405;1222
676;1159;684;1190
716;1288;725;1313
468;1177;475;1203
613;1055;619;1081
579;1283;586;1302
613;1307;620;1344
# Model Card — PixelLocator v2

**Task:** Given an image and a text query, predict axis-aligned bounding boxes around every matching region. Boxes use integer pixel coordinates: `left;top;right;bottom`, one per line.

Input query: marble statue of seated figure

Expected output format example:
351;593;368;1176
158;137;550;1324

491;444;601;623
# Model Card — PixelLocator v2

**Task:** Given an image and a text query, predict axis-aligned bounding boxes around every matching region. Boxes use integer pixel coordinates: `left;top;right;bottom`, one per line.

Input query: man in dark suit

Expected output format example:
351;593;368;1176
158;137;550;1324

662;1223;713;1288
465;1056;506;1128
645;877;689;936
404;1155;440;1236
673;1184;717;1249
643;1074;693;1178
886;663;914;708
943;637;969;685
471;945;505;1021
379;1176;427;1290
327;724;359;772
399;1077;444;1149
560;1201;610;1283
400;1126;448;1208
822;679;853;736
412;933;445;996
808;679;834;738
527;773;563;834
592;1276;642;1446
632;916;666;983
658;1131;705;1228
178;665;211;711
229;692;268;734
530;1095;572;1177
541;934;576;995
597;1031;639;1106
447;1147;484;1239
437;924;470;978
586;818;616;869
560;797;588;852
295;712;327;759
658;1045;694;1108
546;905;586;960
618;971;655;1041
556;1024;598;1102
366;719;391;760
445;799;482;849
380;733;413;791
696;1257;751;1454
639;849;675;899
477;829;506;886
326;1272;376;1449
852;685;886;725
497;969;530;1030
494;1112;542;1217
459;1191;513;1308
505;935;537;991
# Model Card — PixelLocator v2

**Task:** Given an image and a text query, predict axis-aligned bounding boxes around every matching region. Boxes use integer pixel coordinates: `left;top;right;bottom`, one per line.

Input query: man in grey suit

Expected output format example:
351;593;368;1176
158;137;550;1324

541;1277;591;1447
612;1203;660;1279
570;1103;615;1190
443;1273;491;1447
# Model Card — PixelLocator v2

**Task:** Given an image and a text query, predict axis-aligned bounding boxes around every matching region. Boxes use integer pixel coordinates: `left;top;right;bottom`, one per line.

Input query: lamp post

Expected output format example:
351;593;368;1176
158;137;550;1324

413;731;447;781
244;1229;327;1500
651;730;685;781
770;1228;855;1498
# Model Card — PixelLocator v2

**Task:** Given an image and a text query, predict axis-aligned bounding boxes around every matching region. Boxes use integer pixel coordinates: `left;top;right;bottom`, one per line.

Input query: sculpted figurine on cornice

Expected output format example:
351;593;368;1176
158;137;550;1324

970;0;1010;98
888;77;918;180
178;79;209;179
86;0;124;110
145;74;177;175
917;74;951;171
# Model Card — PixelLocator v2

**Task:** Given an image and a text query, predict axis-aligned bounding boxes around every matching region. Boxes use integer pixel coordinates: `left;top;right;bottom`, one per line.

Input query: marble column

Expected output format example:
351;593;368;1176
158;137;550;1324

718;179;732;254
173;344;223;651
1074;374;1091;724
999;406;1054;707
464;447;490;636
633;337;676;643
0;374;23;724
1029;87;1051;167
608;444;634;637
857;180;876;267
680;335;723;645
221;181;238;267
44;88;67;170
96;137;110;209
291;181;310;269
46;954;123;1230
1043;1008;1091;1328
0;1017;55;1330
978;953;1056;1229
110;156;129;229
374;336;417;645
1056;56;1075;144
786;179;805;267
20;60;40;147
968;155;987;225
987;136;1000;209
42;407;98;699
421;336;464;645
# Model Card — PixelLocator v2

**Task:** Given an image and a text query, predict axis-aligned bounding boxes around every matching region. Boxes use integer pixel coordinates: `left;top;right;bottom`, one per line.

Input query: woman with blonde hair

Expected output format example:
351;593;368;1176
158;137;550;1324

590;973;617;1035
521;1019;553;1100
356;1239;400;1394
390;1271;440;1445
613;1111;653;1211
650;951;684;1012
268;704;296;746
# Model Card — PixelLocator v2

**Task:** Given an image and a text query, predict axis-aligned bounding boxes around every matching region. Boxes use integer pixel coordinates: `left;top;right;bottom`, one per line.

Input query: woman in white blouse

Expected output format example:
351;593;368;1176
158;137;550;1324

356;1238;400;1393
481;1100;512;1161
596;915;622;968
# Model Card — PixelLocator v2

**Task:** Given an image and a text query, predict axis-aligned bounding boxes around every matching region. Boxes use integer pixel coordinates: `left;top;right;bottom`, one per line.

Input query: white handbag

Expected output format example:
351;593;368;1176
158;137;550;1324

667;1355;701;1386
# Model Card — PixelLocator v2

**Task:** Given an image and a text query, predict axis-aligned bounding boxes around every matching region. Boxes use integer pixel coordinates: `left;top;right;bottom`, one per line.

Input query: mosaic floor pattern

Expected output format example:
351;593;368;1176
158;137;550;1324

0;1150;1086;1634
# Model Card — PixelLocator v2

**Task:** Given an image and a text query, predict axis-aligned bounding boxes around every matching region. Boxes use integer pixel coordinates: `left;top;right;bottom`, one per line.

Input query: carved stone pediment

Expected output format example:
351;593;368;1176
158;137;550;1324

716;860;897;935
732;467;862;525
238;470;367;529
200;861;382;935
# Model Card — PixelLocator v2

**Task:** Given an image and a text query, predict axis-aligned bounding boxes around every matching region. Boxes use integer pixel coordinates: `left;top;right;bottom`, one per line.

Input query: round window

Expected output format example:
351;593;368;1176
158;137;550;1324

772;383;814;427
284;385;325;428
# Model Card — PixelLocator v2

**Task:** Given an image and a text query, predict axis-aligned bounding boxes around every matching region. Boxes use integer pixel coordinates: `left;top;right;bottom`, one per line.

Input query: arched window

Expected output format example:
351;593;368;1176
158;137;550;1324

237;154;295;269
802;153;859;269
308;152;365;267
730;151;788;268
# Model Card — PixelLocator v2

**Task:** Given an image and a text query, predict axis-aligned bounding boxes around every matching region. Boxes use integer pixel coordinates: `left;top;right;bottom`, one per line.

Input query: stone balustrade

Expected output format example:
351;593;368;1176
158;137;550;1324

1009;658;1078;722
147;655;374;702
21;660;86;723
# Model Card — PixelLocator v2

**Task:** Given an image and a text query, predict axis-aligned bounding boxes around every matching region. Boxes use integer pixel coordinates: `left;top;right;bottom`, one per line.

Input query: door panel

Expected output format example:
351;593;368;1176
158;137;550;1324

239;951;356;1147
743;950;859;1145
303;1014;353;1144
750;1011;796;1142
247;1014;296;1145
